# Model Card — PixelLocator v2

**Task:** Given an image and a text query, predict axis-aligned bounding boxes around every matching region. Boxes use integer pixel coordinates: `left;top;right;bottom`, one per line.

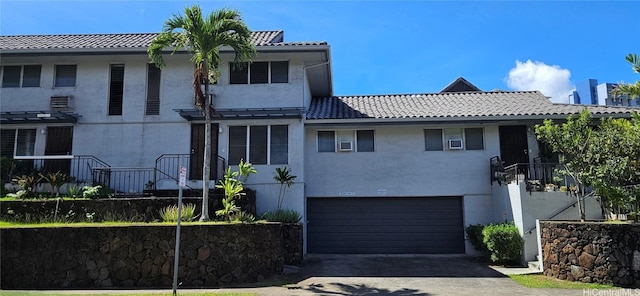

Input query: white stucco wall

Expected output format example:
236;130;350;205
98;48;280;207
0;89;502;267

304;123;502;254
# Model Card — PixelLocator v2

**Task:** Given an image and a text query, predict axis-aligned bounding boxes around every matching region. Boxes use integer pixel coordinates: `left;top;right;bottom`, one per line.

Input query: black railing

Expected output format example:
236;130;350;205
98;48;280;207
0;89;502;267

7;155;109;183
503;162;570;192
490;156;505;185
154;154;226;187
92;167;155;196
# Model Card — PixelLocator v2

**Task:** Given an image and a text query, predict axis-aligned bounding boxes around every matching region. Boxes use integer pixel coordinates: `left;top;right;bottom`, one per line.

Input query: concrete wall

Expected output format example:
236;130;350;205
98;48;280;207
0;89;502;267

492;180;604;261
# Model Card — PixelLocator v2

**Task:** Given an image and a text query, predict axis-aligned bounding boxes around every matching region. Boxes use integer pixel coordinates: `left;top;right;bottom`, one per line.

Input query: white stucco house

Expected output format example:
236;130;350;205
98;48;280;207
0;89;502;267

1;32;637;258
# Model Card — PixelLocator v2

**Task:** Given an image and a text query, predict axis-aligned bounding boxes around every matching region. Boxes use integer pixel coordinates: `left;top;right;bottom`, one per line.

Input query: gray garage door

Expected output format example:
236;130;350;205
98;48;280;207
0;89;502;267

307;197;464;254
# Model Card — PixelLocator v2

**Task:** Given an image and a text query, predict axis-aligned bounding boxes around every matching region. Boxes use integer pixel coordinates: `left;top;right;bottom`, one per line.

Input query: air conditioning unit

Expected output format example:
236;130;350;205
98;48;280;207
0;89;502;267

50;96;71;109
448;139;464;150
338;140;353;152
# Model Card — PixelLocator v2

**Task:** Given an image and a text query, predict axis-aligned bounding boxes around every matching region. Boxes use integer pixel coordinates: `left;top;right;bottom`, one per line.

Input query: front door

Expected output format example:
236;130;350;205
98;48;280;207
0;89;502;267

44;126;73;174
499;125;529;166
190;123;218;180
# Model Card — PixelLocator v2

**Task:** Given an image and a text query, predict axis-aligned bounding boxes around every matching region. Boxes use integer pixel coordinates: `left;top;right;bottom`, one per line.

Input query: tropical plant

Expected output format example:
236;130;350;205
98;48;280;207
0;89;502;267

66;185;83;199
232;211;255;222
12;174;40;198
260;209;301;223
159;203;197;222
82;185;102;199
215;168;245;221
148;5;256;221
237;159;257;183
274;166;297;210
39;171;74;197
612;53;640;99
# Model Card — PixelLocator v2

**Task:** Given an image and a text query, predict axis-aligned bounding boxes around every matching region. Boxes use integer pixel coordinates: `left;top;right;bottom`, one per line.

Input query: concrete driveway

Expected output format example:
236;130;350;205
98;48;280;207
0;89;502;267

211;254;590;296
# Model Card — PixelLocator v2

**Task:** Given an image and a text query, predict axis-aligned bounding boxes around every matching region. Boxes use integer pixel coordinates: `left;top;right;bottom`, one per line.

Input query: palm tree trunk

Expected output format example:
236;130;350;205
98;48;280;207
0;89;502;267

200;64;212;222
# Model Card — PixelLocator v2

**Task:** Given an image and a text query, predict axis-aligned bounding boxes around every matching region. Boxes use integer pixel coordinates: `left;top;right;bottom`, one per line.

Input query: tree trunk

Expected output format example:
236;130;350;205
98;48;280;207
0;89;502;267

200;64;212;222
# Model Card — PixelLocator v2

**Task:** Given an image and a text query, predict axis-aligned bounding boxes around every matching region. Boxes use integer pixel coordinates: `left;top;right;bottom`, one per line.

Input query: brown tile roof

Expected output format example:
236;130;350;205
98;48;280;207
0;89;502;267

307;91;638;121
0;31;326;51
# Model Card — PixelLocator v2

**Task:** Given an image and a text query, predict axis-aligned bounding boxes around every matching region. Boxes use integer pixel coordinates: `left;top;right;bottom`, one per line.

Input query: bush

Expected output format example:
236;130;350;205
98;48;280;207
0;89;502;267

261;209;301;223
159;203;196;222
232;211;256;222
465;224;487;254
482;223;524;265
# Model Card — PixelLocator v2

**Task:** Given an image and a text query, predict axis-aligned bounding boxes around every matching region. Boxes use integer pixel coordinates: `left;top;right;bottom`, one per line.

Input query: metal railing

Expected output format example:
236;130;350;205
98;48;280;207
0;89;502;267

155;154;226;187
7;155;110;183
91;167;155;196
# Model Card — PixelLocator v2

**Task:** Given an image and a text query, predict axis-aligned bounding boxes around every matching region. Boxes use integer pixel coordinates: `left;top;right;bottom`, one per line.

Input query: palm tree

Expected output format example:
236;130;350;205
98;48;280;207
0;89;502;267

613;53;640;99
148;5;256;221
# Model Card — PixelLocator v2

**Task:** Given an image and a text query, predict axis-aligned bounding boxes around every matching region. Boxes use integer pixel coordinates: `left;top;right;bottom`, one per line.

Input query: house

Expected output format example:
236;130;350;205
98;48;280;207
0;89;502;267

1;32;638;258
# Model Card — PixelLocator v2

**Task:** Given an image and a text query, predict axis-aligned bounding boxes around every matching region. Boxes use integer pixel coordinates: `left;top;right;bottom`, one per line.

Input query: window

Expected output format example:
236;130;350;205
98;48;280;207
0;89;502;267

2;65;41;88
228;125;289;165
356;130;375;152
55;65;76;87
317;130;375;152
424;128;484;151
465;128;484;150
317;131;336;152
1;129;36;157
108;64;125;116
424;129;444;151
229;61;289;84
146;64;161;115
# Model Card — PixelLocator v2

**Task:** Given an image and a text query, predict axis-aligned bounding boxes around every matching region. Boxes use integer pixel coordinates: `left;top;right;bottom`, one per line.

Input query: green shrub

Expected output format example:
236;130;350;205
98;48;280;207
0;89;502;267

482;223;524;265
232;211;256;222
159;203;196;222
261;209;301;223
465;224;487;254
82;185;102;199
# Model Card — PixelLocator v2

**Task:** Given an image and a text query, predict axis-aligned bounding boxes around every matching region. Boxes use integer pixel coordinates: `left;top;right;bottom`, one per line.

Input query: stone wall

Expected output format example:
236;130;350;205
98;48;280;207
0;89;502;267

1;223;298;289
282;223;303;265
540;221;640;287
0;189;256;223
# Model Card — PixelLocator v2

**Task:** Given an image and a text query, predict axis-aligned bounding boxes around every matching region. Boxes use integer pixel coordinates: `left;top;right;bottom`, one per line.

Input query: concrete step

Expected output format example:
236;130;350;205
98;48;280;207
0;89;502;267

528;260;540;271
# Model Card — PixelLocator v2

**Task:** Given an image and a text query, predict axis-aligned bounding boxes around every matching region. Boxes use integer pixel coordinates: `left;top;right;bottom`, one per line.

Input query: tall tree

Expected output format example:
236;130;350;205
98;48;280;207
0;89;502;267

148;5;256;221
613;53;640;99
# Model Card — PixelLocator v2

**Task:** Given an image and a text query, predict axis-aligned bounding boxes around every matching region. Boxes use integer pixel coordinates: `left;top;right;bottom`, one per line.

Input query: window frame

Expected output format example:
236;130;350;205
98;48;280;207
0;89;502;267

229;61;289;84
108;64;125;116
317;130;375;153
1;128;36;157
1;65;41;88
145;63;161;115
424;127;484;151
54;64;77;87
228;125;289;165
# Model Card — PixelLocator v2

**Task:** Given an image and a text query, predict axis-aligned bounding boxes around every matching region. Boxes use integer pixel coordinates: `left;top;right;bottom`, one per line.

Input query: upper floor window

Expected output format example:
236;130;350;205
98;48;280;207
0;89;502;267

228;125;289;165
54;65;77;87
108;64;125;116
229;61;289;84
424;127;484;151
145;63;161;115
2;65;41;88
317;130;375;152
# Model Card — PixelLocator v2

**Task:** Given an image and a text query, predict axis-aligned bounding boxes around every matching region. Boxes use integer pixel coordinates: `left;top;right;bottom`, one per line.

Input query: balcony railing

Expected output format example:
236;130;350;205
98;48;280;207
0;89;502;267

7;155;109;183
490;156;576;193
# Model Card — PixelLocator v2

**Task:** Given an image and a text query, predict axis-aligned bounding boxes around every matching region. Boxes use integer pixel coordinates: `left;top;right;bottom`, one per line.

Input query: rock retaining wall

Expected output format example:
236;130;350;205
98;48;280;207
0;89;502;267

540;221;640;287
1;223;298;289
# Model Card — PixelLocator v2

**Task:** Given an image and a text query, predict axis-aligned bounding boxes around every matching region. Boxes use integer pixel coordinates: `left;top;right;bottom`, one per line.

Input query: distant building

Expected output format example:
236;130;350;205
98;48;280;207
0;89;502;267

569;79;639;107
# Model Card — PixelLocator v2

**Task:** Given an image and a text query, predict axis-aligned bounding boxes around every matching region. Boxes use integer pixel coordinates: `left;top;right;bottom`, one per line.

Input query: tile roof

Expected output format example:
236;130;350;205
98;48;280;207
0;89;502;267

307;91;638;121
0;31;327;51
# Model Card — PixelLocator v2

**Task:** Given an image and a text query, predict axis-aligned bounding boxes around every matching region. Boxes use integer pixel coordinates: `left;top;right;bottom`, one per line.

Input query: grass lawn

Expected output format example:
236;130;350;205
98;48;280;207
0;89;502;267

509;274;618;289
0;292;256;296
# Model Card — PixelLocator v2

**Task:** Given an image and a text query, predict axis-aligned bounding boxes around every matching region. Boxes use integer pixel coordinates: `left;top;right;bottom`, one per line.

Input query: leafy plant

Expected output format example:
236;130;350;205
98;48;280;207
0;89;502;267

66;185;83;199
274;166;297;210
159;203;196;222
465;224;487;254
232;211;255;222
261;209;301;223
12;174;40;198
482;223;524;265
237;159;257;183
82;185;102;199
39;171;74;197
215;168;245;221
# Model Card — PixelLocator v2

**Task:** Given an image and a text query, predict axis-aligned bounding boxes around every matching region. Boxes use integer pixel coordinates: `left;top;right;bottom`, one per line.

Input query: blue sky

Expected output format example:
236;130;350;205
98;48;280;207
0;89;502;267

2;1;639;102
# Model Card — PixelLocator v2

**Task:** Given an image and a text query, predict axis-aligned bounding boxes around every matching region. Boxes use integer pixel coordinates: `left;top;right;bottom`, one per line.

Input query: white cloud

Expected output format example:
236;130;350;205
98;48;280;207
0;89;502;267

506;60;575;103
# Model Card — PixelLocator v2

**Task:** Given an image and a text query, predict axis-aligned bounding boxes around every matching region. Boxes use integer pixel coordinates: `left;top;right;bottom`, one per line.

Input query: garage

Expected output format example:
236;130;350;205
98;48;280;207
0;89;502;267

307;196;464;254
